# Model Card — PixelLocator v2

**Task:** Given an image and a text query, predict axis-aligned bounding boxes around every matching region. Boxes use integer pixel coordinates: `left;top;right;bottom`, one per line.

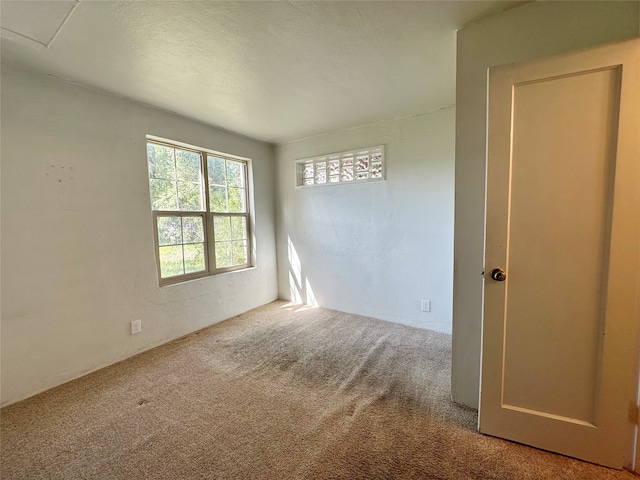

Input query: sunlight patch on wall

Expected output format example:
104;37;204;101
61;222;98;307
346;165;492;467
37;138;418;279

289;272;303;304
288;235;302;288
281;236;318;311
306;278;318;308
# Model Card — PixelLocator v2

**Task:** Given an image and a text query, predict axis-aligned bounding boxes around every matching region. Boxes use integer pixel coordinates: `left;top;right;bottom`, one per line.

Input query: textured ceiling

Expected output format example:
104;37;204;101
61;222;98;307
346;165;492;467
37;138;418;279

1;1;522;143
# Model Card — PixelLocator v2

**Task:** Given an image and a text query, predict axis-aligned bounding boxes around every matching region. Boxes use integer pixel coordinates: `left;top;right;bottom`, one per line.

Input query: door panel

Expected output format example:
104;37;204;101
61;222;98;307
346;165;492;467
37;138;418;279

504;67;620;424
480;39;639;468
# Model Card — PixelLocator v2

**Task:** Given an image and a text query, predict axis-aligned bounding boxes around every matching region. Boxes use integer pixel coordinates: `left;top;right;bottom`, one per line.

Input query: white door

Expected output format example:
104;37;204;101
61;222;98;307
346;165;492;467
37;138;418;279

480;38;640;469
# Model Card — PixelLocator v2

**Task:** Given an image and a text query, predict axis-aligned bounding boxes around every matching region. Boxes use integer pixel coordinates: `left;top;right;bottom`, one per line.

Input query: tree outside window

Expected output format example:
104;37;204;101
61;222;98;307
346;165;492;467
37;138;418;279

146;140;252;285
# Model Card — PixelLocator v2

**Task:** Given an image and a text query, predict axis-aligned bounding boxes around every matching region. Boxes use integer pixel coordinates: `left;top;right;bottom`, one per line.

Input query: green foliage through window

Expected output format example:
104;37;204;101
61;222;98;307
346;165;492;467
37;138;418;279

146;140;252;284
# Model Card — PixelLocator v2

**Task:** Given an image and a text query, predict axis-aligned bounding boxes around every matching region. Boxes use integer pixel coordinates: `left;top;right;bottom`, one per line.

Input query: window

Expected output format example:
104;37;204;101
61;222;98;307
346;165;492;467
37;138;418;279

295;145;385;187
146;138;252;285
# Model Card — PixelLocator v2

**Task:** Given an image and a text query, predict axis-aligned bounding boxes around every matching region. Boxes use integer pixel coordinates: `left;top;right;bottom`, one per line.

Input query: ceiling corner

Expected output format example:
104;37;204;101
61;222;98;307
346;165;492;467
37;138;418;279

1;0;79;48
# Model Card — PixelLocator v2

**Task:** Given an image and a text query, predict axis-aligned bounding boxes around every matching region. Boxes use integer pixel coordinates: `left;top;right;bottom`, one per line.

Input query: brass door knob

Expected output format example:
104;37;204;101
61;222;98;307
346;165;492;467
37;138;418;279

490;268;506;281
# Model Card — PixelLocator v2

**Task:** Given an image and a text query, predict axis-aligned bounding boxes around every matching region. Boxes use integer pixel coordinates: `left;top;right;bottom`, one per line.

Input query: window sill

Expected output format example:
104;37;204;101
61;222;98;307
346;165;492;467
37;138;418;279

160;266;257;288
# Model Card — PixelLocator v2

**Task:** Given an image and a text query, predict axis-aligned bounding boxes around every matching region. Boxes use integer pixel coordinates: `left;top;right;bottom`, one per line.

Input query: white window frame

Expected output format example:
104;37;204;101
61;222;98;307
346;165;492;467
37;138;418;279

295;145;385;188
146;136;254;286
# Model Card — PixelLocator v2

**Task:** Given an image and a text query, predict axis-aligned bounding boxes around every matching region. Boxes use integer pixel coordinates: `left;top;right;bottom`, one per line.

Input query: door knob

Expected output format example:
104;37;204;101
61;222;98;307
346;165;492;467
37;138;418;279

490;268;506;281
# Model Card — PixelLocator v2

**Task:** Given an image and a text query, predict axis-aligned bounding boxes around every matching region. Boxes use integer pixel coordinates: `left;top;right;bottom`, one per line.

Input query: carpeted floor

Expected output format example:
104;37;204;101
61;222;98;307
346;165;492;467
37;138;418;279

1;301;636;479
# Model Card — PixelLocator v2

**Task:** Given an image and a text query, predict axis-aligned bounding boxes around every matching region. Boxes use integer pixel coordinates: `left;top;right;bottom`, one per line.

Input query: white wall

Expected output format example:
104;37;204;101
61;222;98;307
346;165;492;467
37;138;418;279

275;107;455;333
453;0;640;409
0;65;278;406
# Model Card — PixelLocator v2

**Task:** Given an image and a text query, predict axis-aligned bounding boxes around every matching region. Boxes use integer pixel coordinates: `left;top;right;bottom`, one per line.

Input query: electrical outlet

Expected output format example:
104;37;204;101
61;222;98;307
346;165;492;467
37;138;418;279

131;319;142;335
421;300;431;312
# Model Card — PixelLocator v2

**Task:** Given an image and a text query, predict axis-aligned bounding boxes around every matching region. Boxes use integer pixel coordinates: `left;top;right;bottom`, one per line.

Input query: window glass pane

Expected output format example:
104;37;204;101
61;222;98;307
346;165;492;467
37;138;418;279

176;149;201;182
147;144;176;180
356;171;369;180
303;163;314;179
232;240;248;266
228;187;246;213
226;160;244;188
214;216;232;242
148;140;252;281
149;179;178;210
329;175;339;183
329;160;340;176
208;156;226;186
341;166;353;182
182;216;204;243
304;177;314;186
342;157;353;166
215;242;232;268
157;216;182;246
177;181;203;211
184;243;206;274
159;245;184;278
371;161;383;178
209;186;228;212
357;155;369;172
230;216;247;240
315;163;326;184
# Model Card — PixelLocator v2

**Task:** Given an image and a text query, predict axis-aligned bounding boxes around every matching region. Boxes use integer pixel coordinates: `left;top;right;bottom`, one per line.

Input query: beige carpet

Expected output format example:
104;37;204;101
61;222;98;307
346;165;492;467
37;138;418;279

1;301;635;479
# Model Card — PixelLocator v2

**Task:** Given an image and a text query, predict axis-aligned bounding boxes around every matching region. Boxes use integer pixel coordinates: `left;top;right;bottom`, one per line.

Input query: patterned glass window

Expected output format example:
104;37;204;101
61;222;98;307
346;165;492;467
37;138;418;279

295;146;385;188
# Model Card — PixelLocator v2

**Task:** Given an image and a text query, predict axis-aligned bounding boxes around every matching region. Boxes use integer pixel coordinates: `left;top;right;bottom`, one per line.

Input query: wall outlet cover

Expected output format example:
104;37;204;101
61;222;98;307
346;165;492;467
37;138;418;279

131;319;142;335
421;300;431;312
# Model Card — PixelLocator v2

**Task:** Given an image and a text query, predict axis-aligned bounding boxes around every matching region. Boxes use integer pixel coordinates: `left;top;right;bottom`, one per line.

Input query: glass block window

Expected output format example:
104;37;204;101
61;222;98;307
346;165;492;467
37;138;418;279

295;145;385;187
146;138;253;285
